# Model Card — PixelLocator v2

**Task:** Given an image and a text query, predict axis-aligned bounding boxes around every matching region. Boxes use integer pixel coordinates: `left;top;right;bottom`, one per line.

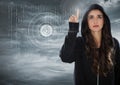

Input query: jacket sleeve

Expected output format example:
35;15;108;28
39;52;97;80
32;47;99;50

59;22;79;63
114;38;120;84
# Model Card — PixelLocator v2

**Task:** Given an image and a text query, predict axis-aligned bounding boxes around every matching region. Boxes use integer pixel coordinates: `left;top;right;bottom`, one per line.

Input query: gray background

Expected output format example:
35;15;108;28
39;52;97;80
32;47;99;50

0;0;120;85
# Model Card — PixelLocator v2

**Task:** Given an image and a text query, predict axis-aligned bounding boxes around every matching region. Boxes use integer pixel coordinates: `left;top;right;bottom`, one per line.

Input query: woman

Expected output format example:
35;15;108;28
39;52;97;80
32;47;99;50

59;4;120;85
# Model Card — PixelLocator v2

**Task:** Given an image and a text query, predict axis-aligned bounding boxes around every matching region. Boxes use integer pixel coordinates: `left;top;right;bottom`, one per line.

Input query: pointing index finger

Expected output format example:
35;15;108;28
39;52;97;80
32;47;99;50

76;8;80;19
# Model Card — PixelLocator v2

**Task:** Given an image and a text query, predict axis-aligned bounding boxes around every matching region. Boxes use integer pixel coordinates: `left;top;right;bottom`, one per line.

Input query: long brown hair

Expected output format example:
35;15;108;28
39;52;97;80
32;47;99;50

81;4;115;76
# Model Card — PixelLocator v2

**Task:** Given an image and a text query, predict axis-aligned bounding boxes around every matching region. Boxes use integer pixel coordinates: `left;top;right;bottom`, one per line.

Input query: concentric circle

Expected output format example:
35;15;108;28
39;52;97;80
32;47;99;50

40;24;53;37
27;12;62;48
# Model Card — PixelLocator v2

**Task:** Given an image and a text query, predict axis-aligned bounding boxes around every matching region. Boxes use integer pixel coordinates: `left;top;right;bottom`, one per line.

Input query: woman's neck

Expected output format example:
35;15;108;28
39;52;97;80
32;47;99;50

91;31;102;48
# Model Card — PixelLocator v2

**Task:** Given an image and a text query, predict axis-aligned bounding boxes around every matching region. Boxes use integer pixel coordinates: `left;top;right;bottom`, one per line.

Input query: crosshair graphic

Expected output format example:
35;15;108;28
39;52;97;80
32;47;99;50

40;24;53;37
27;12;61;48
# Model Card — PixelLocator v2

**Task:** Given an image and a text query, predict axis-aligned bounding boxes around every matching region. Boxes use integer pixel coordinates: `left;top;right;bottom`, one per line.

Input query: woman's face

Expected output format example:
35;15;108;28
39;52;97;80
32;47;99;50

87;9;104;33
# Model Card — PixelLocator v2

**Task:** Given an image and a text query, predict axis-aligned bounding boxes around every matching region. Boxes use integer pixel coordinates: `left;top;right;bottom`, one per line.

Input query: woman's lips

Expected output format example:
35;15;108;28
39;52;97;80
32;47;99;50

93;25;99;27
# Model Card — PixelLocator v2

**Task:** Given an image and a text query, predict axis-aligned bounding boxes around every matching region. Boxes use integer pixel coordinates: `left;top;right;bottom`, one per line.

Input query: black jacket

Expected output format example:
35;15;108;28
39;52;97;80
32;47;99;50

59;22;120;85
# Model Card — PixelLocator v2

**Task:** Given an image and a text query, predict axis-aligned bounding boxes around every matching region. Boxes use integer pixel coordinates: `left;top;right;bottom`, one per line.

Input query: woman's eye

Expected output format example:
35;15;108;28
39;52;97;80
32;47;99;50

88;15;93;19
98;15;103;19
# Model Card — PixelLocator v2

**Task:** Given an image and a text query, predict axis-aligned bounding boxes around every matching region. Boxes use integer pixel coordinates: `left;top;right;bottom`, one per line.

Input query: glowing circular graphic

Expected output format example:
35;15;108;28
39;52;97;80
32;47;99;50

27;12;63;48
40;24;53;37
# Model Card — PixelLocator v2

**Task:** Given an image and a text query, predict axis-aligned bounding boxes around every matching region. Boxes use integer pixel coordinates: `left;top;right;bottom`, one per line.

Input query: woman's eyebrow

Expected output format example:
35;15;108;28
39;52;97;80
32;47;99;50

88;14;103;17
97;14;103;16
88;15;93;17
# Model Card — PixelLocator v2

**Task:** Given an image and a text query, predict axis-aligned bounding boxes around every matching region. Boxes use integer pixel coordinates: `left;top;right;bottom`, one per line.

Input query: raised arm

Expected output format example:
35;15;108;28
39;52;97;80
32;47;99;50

59;9;80;63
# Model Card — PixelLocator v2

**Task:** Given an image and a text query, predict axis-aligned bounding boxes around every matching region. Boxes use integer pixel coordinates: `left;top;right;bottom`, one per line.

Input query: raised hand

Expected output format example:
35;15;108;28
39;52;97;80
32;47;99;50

69;8;80;23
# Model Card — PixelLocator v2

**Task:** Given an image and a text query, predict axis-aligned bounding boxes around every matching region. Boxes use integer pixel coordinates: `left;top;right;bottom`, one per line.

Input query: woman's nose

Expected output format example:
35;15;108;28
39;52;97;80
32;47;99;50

93;18;98;24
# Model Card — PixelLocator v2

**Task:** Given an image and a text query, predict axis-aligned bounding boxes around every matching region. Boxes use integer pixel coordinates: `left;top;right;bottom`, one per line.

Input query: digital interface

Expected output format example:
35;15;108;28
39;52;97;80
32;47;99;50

0;0;120;85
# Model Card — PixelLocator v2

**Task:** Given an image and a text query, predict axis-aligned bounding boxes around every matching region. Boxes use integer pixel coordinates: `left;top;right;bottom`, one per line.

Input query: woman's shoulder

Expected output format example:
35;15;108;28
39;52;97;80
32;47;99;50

113;37;120;49
113;37;119;46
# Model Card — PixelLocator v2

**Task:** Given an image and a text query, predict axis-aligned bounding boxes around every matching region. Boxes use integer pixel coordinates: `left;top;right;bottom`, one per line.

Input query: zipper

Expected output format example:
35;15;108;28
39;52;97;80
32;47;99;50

97;65;99;85
97;73;99;85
